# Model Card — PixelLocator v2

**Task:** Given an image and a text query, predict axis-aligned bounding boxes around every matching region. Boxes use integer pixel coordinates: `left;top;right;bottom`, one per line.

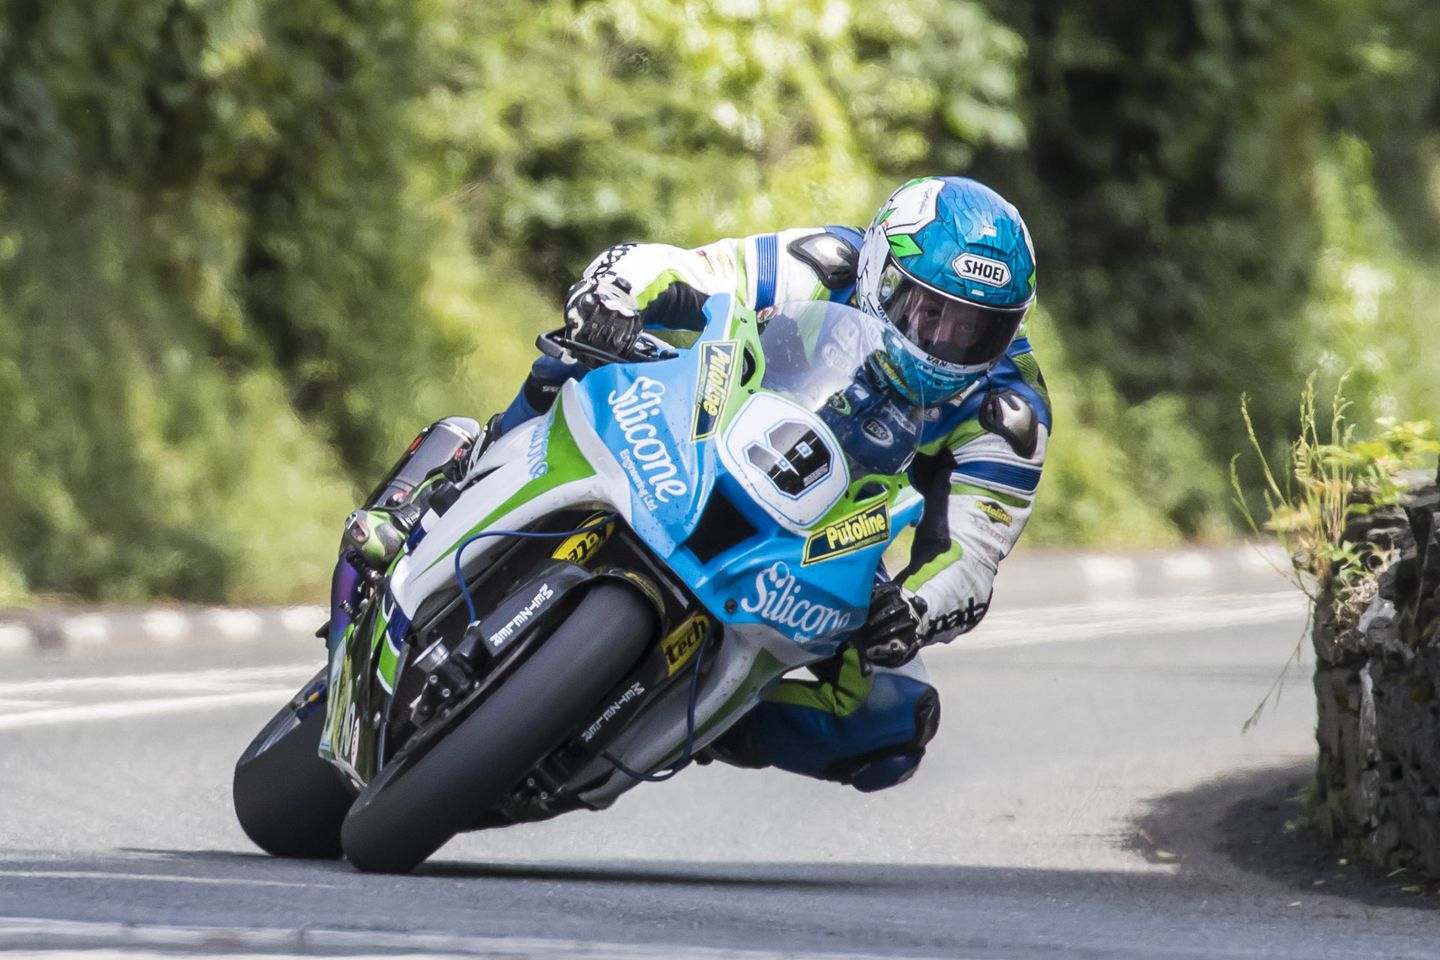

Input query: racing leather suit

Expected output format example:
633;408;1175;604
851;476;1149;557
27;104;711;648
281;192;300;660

499;226;1052;792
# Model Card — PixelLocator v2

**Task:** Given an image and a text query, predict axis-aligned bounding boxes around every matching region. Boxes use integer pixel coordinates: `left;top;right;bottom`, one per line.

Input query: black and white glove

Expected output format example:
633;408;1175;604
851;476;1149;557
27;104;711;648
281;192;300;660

563;276;644;357
858;579;929;668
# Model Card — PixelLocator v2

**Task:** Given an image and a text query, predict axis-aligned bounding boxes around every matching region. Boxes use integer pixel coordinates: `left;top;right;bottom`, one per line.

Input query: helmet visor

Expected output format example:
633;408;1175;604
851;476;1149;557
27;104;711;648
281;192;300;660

879;265;1028;369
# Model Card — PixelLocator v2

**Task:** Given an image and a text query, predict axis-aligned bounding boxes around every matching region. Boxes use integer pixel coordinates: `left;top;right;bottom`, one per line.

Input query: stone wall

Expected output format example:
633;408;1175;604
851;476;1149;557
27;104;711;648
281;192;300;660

1312;466;1440;872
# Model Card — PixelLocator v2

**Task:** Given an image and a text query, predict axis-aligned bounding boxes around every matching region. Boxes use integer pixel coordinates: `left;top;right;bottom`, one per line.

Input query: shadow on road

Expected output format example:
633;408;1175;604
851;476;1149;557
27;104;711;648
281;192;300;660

417;859;874;888
1131;758;1440;910
114;847;870;888
5;831;1437;959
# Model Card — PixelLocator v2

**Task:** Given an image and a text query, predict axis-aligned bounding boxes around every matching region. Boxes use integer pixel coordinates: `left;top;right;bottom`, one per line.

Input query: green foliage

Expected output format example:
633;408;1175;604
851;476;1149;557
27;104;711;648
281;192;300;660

1;0;1438;603
0;182;357;601
1024;319;1230;546
0;0;487;601
1020;321;1175;547
1304;137;1440;428
1325;0;1440;253
1232;374;1439;616
971;0;1340;465
434;0;1026;289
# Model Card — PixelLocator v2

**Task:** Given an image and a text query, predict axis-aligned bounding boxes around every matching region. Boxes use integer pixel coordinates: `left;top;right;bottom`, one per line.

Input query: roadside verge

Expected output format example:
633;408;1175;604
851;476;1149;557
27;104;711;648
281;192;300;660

0;543;1292;658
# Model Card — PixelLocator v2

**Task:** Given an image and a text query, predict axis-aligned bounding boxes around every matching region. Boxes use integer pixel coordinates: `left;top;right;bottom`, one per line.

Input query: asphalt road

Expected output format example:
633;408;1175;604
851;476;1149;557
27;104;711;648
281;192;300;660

3;586;1439;958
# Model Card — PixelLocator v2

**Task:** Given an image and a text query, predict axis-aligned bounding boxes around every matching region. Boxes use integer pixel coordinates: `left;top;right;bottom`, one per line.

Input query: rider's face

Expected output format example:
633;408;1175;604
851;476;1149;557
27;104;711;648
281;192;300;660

903;290;984;348
881;264;1024;368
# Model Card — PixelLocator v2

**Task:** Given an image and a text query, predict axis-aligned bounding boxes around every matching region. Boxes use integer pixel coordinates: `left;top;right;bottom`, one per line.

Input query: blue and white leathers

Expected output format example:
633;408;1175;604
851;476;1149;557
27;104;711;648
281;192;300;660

486;272;1048;788
492;223;1052;788
319;295;970;808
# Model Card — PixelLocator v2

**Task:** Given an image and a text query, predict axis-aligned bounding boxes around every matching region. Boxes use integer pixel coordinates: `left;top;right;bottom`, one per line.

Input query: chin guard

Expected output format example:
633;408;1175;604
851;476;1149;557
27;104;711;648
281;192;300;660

979;389;1039;459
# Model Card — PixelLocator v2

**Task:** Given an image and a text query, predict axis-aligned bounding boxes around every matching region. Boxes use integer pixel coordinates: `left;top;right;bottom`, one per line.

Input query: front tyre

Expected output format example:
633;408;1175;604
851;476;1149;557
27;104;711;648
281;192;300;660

340;582;656;873
233;671;355;859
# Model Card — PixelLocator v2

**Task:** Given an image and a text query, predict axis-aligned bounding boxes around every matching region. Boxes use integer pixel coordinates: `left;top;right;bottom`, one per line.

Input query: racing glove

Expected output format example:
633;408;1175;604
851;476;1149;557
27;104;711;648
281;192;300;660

563;275;644;357
859;579;929;668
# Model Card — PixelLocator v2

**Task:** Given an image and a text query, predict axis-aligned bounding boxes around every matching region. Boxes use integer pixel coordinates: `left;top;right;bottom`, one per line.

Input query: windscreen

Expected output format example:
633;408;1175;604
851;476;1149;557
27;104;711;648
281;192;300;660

756;301;923;478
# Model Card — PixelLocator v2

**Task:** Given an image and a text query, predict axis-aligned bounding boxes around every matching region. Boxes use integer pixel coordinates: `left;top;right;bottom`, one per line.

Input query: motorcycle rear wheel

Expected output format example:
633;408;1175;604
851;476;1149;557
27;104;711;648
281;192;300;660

340;581;656;873
232;671;356;859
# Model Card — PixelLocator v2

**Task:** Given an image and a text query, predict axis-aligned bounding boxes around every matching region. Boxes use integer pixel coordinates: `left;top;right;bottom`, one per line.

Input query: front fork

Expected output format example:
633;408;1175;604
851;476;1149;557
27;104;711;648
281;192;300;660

326;554;369;652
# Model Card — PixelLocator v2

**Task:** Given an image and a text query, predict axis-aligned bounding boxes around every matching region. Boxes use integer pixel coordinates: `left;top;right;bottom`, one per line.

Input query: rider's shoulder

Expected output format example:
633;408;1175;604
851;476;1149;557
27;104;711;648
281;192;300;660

985;336;1051;423
922;339;1053;449
780;226;863;292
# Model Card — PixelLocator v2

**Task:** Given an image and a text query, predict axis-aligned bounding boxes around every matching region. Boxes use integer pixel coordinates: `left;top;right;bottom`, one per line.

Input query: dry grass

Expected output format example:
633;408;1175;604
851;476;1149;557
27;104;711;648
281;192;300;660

1231;373;1437;731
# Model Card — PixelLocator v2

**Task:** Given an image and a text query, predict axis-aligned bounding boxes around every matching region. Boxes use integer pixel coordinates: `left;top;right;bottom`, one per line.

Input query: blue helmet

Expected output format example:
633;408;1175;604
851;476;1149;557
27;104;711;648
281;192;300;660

856;177;1036;405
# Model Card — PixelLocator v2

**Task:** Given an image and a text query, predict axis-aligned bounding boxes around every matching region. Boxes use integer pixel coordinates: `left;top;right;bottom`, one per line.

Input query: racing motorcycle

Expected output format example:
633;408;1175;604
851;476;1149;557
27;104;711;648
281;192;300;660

233;295;928;873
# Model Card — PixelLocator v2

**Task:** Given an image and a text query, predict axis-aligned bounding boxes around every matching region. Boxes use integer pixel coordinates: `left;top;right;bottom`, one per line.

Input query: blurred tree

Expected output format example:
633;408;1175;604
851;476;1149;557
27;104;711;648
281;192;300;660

433;0;1027;290
971;0;1337;486
0;0;481;600
1;0;1435;600
1325;0;1440;253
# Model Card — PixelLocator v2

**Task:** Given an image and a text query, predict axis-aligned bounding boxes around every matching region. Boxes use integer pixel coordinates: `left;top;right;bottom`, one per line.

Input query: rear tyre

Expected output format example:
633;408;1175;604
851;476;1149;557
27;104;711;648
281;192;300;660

233;671;355;859
340;582;655;873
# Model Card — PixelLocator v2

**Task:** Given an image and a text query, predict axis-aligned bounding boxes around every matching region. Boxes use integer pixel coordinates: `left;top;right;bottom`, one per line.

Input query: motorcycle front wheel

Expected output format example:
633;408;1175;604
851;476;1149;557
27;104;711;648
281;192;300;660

340;581;656;873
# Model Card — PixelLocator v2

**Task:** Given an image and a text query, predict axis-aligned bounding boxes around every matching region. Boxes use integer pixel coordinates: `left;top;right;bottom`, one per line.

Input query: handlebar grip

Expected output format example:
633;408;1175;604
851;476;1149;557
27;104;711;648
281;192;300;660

535;329;678;367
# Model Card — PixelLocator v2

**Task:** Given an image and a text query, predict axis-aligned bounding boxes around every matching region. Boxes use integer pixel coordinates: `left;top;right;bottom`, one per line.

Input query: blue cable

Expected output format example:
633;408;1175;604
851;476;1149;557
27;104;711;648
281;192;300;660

447;511;713;783
451;515;616;623
603;624;715;783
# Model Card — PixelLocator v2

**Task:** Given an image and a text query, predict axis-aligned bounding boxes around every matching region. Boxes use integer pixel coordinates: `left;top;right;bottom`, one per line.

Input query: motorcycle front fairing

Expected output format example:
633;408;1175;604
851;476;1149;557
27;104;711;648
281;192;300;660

569;294;927;659
319;293;927;804
551;296;929;802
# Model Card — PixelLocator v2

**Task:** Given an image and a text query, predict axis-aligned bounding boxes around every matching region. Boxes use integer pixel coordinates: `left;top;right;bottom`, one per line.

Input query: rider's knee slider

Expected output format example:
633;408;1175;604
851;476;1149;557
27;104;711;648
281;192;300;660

822;687;941;792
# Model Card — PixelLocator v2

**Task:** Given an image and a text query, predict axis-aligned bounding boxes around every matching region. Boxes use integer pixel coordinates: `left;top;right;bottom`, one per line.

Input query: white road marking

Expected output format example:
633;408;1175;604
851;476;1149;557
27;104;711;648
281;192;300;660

0;870;336;889
1158;551;1214;581
0;698;64;710
279;604;327;633
202;608;266;641
59;615;111;650
0;664;316;697
0;592;1310;729
0;664;317;730
138;609;191;644
0;624;33;655
970;591;1306;650
0;917;980;960
1077;554;1139;590
0;688;303;730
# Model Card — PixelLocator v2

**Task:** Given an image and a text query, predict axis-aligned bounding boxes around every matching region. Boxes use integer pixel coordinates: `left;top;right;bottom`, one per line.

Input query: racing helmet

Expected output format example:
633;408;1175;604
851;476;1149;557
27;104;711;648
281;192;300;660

856;177;1036;405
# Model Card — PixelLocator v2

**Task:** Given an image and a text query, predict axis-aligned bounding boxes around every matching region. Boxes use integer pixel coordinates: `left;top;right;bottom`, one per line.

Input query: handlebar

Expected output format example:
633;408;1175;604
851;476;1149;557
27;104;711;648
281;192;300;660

536;329;680;368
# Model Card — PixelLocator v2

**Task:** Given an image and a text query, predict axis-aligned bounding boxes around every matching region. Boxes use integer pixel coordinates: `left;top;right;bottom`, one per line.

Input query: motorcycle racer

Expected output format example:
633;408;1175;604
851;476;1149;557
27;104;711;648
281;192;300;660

345;176;1050;793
